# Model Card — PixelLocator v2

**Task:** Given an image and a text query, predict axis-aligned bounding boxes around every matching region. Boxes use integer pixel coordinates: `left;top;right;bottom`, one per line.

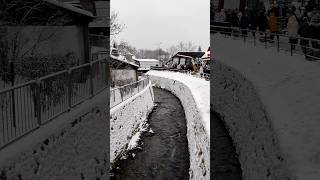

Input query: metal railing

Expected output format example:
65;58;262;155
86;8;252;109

211;25;320;61
150;67;211;81
0;58;108;149
110;77;150;109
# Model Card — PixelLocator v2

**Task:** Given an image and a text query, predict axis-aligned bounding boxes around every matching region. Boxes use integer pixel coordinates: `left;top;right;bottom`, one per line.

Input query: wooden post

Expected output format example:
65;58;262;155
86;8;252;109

67;69;72;109
89;62;94;97
10;62;16;128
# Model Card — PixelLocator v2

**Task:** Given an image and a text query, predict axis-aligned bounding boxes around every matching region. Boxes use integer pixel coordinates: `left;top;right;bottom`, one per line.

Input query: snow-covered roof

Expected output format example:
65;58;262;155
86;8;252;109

173;54;193;59
43;0;94;18
110;54;139;68
173;51;205;59
138;67;151;71
134;59;159;62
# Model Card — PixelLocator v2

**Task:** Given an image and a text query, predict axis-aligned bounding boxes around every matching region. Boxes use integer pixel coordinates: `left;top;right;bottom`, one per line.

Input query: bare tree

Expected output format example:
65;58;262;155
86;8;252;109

185;41;197;51
175;41;197;51
177;41;185;51
117;40;137;56
110;10;125;36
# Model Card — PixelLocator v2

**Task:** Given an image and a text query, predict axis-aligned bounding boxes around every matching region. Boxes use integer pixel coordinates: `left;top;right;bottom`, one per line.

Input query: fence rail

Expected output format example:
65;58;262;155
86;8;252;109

110;77;150;109
0;58;108;149
210;25;320;61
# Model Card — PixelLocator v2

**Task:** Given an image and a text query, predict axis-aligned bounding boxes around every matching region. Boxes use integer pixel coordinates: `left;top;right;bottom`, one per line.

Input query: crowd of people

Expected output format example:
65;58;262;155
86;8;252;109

213;6;320;55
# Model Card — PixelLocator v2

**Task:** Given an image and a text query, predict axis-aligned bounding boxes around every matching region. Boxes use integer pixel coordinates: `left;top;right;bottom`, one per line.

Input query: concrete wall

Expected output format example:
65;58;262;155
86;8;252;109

212;62;291;180
149;75;210;180
0;90;109;180
211;33;320;179
110;81;154;165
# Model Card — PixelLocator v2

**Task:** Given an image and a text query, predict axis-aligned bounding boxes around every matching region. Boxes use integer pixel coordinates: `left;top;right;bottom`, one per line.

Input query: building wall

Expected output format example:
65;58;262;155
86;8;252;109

111;69;137;87
4;26;87;64
139;61;159;69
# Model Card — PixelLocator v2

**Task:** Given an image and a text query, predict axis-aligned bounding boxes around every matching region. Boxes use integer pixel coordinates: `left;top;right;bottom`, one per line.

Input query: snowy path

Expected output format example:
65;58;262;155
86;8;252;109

112;88;190;180
212;111;242;180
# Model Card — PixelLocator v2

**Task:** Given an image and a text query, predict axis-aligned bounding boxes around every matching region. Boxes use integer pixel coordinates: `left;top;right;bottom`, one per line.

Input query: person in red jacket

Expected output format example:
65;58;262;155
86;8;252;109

268;11;279;42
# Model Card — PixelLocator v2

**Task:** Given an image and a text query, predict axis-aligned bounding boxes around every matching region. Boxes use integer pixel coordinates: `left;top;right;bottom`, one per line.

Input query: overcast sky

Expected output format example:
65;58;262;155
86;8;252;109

111;0;209;50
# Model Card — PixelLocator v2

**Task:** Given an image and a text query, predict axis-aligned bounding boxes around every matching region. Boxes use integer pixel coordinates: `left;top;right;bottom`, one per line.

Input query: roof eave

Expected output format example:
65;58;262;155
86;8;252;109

43;0;94;18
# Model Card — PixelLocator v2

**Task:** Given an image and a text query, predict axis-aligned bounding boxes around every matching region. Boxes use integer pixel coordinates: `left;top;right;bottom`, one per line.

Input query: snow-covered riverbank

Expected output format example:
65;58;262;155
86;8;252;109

110;80;154;165
147;70;210;180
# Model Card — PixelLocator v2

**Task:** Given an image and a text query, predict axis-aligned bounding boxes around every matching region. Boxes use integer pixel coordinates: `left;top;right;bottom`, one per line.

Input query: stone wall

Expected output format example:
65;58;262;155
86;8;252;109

212;62;291;180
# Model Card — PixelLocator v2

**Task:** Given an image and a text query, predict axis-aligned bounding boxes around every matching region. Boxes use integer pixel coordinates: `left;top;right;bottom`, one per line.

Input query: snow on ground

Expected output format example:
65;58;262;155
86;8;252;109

212;33;320;180
147;71;210;180
110;81;154;165
127;131;141;150
126;121;151;151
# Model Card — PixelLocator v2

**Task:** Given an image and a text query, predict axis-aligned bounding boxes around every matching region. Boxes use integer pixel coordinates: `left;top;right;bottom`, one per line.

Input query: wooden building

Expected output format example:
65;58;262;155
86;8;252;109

171;51;205;70
0;0;95;65
110;50;139;87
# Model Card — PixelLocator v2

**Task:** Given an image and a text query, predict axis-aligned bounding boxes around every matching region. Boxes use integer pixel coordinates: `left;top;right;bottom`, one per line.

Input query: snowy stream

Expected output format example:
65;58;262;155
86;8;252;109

111;88;190;180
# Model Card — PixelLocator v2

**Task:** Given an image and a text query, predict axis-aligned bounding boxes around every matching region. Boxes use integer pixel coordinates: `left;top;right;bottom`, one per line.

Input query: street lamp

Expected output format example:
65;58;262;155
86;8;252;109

157;42;162;61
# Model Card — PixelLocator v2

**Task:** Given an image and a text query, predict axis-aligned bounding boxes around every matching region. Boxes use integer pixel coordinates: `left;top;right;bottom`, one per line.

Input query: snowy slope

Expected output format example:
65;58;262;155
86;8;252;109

212;33;320;180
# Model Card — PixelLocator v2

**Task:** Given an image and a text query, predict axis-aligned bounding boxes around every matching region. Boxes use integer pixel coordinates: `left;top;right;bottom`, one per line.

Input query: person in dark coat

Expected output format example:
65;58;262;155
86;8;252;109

257;10;268;42
239;11;249;36
249;11;258;37
230;10;239;27
299;13;311;54
309;10;320;49
229;10;240;36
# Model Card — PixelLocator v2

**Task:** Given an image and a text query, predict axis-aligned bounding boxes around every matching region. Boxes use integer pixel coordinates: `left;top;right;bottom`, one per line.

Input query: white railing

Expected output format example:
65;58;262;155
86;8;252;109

110;77;150;108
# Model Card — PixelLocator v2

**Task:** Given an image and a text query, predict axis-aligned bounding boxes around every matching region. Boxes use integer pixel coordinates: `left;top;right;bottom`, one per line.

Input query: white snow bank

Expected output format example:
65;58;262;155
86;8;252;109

147;71;210;180
126;122;151;151
212;33;320;180
127;132;141;150
110;81;154;164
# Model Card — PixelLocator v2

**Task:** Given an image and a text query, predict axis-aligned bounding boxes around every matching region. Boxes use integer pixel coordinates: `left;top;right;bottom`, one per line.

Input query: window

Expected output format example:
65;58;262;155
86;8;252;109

180;58;186;65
